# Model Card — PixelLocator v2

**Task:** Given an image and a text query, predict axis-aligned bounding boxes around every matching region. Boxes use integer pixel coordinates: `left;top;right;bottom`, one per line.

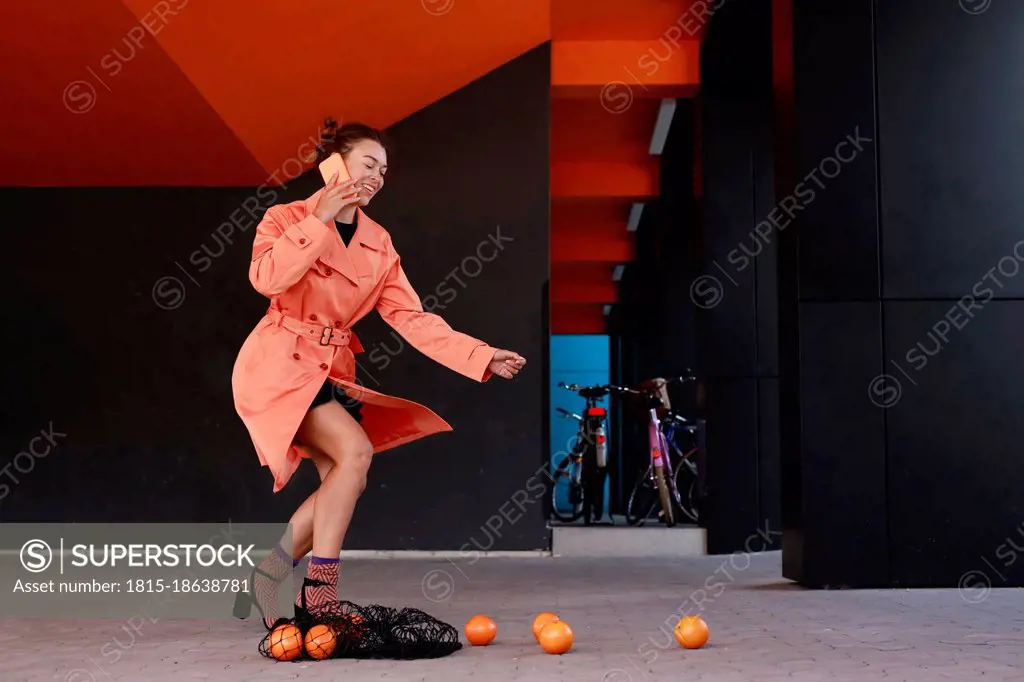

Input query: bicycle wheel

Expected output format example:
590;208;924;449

626;466;658;527
654;466;676;528
581;444;607;525
673;459;699;523
550;454;584;522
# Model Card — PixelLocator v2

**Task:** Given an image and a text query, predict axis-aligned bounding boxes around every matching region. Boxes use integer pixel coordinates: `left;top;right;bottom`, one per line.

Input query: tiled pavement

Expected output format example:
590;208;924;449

4;552;1023;681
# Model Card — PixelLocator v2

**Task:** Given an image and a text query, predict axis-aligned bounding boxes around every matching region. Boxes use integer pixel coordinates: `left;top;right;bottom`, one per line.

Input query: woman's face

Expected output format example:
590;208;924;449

344;139;388;207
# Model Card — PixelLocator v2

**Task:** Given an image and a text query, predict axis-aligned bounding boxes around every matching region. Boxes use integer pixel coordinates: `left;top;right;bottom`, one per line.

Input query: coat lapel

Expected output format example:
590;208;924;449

320;240;359;286
348;209;387;280
302;190;359;286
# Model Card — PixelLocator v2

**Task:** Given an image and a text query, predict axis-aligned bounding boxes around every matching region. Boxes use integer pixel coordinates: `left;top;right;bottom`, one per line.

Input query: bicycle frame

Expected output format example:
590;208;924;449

557;407;606;466
662;421;697;469
624;374;700;527
648;408;676;485
553;383;612;524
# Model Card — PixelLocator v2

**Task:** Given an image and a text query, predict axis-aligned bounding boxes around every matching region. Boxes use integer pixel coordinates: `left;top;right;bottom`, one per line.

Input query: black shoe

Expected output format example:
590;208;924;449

233;566;291;631
293;576;331;625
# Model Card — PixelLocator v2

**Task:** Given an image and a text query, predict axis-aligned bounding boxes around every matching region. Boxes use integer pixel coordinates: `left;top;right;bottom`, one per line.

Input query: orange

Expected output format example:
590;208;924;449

465;614;497;646
268;623;304;661
538;620;573;654
531;612;559;641
674;615;709;649
303;624;337;660
335;612;367;643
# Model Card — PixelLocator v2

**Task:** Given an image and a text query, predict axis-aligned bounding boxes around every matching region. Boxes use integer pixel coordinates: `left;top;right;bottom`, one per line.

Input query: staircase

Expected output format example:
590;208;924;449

549;0;704;333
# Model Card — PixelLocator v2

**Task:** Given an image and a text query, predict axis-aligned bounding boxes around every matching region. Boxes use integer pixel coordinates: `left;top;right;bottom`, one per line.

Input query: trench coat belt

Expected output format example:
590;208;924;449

266;309;364;352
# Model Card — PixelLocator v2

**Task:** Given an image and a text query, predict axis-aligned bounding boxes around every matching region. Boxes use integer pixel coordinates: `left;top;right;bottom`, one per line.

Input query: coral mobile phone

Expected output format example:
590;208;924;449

318;152;351;186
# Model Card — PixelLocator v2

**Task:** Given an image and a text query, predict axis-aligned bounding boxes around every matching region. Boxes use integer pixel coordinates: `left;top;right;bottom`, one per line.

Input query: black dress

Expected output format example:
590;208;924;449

307;216;363;423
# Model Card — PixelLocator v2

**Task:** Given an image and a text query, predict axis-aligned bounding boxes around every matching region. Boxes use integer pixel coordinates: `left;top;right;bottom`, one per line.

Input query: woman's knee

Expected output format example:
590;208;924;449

316;439;372;494
340;440;373;483
298;403;373;485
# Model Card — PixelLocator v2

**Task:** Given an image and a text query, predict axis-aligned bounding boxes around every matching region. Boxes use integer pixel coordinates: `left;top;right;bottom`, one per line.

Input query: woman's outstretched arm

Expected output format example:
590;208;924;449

374;253;502;382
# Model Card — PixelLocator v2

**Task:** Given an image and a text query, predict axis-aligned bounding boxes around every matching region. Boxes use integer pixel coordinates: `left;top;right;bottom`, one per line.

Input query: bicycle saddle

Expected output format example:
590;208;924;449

578;386;609;400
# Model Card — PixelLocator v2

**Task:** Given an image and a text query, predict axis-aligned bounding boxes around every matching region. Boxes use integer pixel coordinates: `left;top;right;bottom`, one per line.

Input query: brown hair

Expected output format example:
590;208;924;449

315;118;389;163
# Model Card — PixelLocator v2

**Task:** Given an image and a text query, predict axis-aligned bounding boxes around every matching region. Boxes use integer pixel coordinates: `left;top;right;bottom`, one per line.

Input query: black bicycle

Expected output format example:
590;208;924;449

550;382;624;524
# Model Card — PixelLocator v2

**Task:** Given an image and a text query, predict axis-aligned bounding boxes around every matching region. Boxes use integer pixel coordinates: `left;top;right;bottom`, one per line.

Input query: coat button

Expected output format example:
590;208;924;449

292;353;301;360
319;363;329;371
323;267;332;275
334;321;343;328
309;314;318;321
298;238;307;245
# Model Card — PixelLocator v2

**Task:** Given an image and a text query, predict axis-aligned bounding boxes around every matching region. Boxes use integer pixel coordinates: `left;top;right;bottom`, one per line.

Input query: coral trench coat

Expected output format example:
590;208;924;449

232;189;497;492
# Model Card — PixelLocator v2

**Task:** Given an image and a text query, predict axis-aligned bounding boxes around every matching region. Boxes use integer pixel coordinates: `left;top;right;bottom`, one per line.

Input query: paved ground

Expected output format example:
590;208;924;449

4;552;1023;681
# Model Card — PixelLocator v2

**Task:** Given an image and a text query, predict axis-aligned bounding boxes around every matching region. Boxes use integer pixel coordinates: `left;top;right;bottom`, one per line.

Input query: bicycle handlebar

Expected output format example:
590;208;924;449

557;376;696;394
558;381;620;392
558;382;642;395
555;380;701;427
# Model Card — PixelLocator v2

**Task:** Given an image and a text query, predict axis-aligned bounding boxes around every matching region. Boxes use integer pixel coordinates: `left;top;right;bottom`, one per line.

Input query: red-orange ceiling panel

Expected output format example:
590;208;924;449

118;0;551;182
552;199;630;226
552;227;634;262
551;278;618;304
551;39;700;101
551;262;617;280
2;0;550;185
552;0;715;40
551;98;661;163
552;160;659;200
0;1;264;186
552;320;607;334
552;320;606;334
551;303;608;335
552;204;622;234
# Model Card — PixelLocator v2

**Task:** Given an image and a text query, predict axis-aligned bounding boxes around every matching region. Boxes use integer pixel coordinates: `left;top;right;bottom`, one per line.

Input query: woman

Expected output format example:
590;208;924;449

231;123;526;628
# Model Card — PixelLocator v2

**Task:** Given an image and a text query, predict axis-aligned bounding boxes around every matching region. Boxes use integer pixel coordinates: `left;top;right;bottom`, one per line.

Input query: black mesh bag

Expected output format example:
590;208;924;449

258;599;463;661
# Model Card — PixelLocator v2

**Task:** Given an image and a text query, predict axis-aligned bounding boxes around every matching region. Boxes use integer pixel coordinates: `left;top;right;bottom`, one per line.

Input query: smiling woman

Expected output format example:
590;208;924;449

230;120;527;635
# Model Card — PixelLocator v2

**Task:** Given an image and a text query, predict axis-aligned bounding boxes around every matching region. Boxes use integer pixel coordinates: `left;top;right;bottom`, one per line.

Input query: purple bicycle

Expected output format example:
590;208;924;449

623;375;699;527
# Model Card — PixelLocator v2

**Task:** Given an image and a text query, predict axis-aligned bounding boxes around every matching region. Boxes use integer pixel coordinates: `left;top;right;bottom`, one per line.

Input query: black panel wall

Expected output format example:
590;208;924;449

779;0;888;587
779;0;1024;586
879;0;1024;587
0;45;550;552
698;0;781;554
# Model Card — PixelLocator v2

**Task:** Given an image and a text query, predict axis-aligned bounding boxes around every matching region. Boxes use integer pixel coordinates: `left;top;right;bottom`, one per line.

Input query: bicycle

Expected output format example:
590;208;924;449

622;375;699;528
661;413;700;523
550;381;623;524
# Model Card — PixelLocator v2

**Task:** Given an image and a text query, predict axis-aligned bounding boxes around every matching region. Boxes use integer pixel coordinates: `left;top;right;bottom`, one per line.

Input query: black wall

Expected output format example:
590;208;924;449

0;45;550;552
698;0;781;554
779;0;1024;586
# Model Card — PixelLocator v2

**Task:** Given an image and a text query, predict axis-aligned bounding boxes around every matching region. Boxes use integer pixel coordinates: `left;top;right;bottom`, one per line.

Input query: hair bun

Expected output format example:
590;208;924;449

322;117;339;139
315;116;340;163
315;119;387;163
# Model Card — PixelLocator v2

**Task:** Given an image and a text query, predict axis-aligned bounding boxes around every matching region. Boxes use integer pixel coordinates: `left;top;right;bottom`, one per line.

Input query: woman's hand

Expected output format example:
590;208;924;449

489;349;526;380
313;173;361;224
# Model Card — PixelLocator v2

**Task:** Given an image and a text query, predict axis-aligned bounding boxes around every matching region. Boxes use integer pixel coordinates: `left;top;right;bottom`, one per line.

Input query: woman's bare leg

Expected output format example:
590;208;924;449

283;448;334;561
293;401;373;608
253;448;333;628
